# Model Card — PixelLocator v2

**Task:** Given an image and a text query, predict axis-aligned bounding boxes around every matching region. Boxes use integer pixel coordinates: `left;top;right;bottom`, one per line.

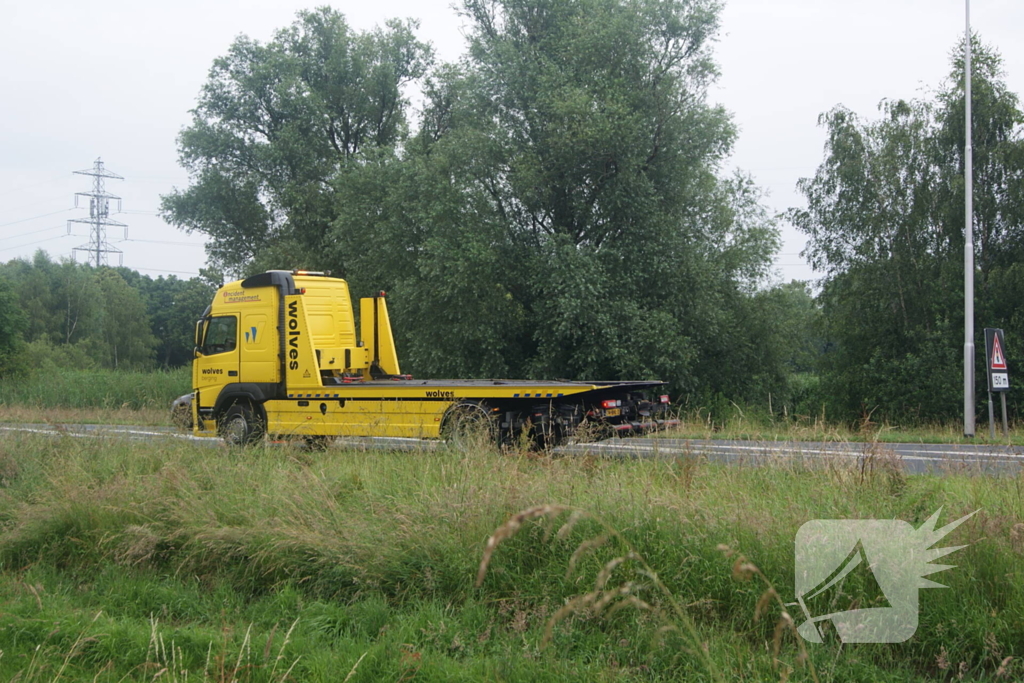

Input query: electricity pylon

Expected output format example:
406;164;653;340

68;158;127;267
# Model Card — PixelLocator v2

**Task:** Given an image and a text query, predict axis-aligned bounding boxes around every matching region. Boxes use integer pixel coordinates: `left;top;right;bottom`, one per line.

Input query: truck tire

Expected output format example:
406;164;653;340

220;403;265;446
441;401;496;449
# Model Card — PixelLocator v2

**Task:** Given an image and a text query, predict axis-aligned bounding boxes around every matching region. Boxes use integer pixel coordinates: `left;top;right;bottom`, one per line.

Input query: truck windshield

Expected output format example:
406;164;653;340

202;316;237;355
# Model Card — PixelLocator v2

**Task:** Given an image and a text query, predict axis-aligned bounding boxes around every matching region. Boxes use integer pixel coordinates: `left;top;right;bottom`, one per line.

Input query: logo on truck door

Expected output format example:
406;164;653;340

288;300;300;370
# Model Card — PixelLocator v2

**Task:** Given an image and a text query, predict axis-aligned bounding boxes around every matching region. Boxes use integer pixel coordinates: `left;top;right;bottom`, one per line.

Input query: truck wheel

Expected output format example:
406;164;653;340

220;403;265;446
442;401;496;449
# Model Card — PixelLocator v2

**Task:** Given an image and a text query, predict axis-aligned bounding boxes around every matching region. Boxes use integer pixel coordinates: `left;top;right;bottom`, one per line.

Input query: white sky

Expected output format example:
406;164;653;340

1;0;1021;284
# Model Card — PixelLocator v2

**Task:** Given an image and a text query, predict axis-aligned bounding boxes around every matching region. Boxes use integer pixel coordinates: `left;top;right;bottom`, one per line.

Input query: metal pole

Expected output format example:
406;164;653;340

1001;392;1009;437
964;0;976;437
988;392;995;439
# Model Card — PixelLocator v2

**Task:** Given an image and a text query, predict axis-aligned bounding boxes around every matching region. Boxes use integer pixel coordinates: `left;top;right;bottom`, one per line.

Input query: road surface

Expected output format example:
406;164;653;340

2;423;1021;475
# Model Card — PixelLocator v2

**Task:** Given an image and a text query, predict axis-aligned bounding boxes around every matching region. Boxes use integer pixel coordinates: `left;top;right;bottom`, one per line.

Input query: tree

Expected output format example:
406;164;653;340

332;0;782;400
94;269;158;369
0;276;25;374
161;7;432;275
791;38;1024;421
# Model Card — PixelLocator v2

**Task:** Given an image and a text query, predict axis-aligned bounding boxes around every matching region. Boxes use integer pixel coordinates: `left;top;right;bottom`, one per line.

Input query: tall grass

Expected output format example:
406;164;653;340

0;366;189;410
0;433;1022;680
666;404;1023;445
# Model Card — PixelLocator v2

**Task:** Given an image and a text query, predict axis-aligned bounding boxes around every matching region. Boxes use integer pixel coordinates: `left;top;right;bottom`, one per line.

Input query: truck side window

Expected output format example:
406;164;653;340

203;316;237;355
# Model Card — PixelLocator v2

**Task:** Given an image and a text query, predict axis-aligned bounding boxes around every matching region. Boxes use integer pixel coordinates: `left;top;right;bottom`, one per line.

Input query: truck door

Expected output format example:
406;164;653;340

240;312;277;383
195;314;240;410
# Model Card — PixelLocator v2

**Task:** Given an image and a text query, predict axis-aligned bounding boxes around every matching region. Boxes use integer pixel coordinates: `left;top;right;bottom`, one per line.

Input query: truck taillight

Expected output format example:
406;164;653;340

600;399;621;409
659;395;670;404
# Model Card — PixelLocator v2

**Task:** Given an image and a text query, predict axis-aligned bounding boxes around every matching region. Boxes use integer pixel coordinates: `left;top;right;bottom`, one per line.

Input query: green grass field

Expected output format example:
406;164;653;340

0;430;1021;681
0;367;190;412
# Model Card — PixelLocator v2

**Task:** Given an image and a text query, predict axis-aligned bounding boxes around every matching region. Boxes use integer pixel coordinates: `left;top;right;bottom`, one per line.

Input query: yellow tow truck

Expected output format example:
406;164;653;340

186;270;677;447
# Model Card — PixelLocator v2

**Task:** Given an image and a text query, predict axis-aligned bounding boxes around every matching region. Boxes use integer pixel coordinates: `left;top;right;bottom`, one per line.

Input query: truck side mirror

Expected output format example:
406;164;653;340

195;319;206;356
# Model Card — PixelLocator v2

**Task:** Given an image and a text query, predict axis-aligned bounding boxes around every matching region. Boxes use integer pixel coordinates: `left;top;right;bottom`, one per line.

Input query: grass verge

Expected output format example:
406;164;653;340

0;434;1021;681
0;367;189;412
663;407;1024;446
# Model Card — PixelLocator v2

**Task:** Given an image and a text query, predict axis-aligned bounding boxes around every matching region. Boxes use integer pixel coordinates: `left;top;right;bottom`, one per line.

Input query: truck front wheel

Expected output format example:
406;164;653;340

220;403;265;446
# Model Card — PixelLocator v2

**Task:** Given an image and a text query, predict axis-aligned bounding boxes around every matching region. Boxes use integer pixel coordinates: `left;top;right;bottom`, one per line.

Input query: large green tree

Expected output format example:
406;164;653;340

791;38;1024;421
160;7;432;275
330;0;781;399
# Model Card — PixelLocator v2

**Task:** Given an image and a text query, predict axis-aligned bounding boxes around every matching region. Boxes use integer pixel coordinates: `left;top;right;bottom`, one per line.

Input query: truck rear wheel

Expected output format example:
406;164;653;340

442;401;496;449
220;403;265;446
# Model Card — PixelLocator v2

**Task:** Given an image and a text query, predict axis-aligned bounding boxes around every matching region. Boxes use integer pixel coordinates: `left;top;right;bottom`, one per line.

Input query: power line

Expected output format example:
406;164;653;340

129;176;190;183
0;224;67;243
133;266;201;276
0;232;83;253
119;238;205;247
0;208;74;229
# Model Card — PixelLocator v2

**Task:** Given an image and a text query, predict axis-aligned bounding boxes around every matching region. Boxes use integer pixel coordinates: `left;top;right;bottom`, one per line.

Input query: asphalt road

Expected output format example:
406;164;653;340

3;423;1022;475
562;437;1024;475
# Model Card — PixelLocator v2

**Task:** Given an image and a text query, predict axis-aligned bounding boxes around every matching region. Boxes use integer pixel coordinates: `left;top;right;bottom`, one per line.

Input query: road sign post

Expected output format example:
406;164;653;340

984;328;1010;437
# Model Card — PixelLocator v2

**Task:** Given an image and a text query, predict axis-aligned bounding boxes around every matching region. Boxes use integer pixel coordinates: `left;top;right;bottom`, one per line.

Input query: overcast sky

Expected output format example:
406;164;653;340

1;0;1021;283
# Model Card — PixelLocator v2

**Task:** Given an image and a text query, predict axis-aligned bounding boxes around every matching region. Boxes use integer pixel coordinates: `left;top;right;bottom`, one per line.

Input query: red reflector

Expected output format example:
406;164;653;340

378;291;387;297
659;395;670;404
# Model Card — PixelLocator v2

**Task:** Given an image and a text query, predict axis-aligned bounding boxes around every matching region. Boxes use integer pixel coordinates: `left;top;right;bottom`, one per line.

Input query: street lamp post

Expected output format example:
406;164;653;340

964;0;975;437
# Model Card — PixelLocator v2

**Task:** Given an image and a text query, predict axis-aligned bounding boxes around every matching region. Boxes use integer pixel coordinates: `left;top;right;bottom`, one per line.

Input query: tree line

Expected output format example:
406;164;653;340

0;252;217;373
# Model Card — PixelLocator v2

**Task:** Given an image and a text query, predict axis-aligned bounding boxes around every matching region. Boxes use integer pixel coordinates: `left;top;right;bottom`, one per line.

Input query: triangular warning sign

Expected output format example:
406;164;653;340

992;335;1007;370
